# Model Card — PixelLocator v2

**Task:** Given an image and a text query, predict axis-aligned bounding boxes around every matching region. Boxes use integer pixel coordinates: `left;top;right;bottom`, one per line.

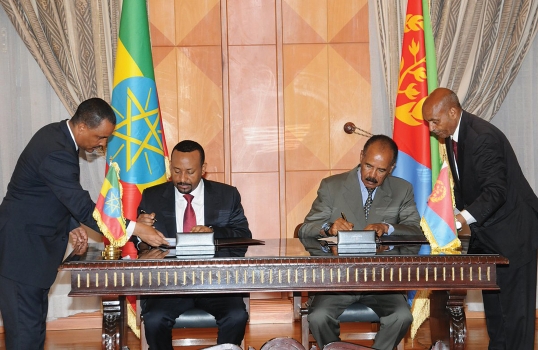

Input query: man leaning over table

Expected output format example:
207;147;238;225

0;98;168;350
299;134;424;350
133;140;251;349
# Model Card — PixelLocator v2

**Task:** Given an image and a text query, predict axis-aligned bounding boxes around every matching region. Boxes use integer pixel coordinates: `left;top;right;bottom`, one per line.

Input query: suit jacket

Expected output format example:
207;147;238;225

137;180;252;257
0;121;100;288
298;167;423;254
446;111;538;268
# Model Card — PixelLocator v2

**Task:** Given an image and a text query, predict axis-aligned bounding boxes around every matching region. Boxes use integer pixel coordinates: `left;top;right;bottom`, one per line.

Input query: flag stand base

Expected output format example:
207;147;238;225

102;245;122;260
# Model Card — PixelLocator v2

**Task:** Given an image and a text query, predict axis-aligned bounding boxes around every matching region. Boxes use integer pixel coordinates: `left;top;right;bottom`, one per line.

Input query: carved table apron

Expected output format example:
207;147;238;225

59;239;508;350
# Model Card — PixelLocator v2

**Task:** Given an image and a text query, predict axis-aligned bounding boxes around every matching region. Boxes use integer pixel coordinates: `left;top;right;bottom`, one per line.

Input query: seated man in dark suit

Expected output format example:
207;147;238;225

299;135;423;350
136;140;251;349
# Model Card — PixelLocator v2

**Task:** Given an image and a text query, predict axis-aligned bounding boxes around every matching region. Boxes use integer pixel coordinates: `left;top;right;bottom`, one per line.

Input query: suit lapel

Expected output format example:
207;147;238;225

161;183;178;234
342;169;366;228
457;112;468;181
203;180;219;225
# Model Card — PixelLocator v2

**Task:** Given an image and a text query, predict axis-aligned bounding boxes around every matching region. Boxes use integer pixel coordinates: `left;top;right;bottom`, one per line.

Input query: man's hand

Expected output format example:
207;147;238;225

455;213;471;236
69;226;88;255
137;212;156;227
133;223;169;247
364;223;389;237
189;225;213;233
328;218;354;236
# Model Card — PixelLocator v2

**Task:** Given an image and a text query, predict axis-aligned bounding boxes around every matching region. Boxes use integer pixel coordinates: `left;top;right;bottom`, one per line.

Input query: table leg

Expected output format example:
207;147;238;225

102;295;128;350
429;290;467;350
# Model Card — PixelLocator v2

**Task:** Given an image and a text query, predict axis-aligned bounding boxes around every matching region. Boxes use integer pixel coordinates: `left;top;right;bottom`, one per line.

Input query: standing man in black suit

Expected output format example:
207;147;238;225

137;140;251;349
423;87;538;350
0;98;168;350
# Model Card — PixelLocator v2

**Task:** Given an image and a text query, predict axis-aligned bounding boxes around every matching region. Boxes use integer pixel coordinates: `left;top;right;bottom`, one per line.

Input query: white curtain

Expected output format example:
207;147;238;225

369;0;538;312
0;5;104;324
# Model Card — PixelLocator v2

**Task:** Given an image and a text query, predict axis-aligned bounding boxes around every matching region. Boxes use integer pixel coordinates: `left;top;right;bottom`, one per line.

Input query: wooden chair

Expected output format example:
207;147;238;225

137;296;248;349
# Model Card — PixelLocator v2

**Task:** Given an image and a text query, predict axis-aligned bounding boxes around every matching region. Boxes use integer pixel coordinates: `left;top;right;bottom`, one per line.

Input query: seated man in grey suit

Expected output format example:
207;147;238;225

136;140;251;349
299;134;423;350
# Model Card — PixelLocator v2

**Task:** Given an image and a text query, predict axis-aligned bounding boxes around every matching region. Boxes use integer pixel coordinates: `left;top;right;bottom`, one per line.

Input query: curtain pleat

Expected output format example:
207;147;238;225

0;0;119;115
373;0;538;121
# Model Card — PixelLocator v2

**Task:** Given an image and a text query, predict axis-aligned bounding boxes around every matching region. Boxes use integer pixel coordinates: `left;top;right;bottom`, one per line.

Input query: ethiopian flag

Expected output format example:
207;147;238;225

93;162;127;247
107;0;169;223
106;0;169;337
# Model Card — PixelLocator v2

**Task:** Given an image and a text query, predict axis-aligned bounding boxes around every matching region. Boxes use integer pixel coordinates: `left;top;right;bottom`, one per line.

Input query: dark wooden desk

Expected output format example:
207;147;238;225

59;238;508;350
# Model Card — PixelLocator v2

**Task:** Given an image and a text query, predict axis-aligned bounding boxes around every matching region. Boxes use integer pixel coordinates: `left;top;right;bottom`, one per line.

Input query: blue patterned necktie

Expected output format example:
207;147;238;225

364;188;375;221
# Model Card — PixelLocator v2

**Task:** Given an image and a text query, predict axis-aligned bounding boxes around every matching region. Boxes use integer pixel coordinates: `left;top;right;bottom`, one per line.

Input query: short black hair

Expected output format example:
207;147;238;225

363;134;398;165
172;140;205;165
71;98;116;128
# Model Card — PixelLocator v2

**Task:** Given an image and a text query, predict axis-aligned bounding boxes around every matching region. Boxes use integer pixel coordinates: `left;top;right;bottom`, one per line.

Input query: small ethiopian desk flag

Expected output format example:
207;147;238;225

93;162;127;247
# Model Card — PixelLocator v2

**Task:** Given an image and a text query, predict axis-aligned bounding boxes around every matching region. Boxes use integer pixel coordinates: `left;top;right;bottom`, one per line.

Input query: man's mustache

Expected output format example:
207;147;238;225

365;177;378;184
176;182;191;187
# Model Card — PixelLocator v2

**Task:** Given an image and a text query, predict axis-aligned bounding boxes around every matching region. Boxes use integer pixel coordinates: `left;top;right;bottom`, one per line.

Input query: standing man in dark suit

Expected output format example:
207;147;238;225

423;87;538;350
299;135;423;350
0;98;168;350
137;140;251;349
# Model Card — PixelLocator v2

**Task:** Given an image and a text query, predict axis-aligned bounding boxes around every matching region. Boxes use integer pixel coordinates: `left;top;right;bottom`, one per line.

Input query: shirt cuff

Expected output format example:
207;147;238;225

460;210;476;225
126;221;136;240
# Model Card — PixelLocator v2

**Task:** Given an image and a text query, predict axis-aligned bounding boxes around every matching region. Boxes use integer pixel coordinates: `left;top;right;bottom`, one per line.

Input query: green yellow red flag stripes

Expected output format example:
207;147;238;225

106;0;169;337
93;162;127;247
107;0;169;223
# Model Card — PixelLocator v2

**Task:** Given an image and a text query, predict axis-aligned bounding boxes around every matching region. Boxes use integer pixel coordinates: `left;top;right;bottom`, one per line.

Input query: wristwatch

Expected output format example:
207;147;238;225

321;222;333;235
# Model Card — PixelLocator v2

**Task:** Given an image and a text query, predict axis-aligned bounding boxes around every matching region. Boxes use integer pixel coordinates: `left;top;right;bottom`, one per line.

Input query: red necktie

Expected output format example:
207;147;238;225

452;139;458;161
183;194;196;232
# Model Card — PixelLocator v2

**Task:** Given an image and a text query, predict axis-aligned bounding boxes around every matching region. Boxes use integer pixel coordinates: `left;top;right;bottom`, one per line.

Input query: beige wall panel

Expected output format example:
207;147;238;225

228;0;276;45
229;45;278;173
149;0;176;46
282;0;327;43
285;170;330;237
205;172;225;184
328;43;371;170
328;0;368;43
176;0;221;46
152;47;179;154
284;44;329;171
176;46;224;173
232;172;281;239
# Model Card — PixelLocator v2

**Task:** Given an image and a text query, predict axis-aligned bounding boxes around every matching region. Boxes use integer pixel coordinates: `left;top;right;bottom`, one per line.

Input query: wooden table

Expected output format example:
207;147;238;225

59;238;508;350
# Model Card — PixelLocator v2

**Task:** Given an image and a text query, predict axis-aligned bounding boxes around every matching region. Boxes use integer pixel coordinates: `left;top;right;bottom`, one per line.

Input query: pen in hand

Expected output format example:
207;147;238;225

140;209;157;223
341;212;347;221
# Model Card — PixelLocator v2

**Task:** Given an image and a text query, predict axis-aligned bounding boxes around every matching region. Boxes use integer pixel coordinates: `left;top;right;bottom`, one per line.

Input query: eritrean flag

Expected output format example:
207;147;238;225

391;0;450;339
106;0;169;337
107;0;169;223
421;162;461;253
392;0;435;217
93;162;127;247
